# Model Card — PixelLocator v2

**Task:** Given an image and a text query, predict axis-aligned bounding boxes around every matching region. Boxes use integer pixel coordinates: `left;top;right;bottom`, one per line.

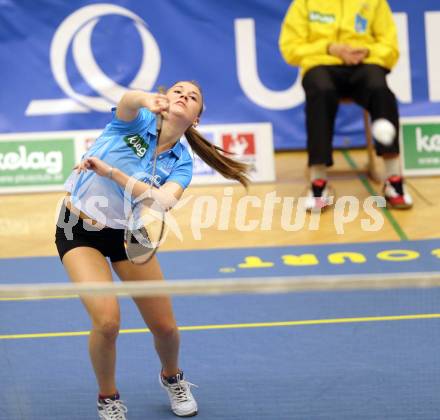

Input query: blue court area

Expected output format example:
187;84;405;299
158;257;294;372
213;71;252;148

1;240;440;419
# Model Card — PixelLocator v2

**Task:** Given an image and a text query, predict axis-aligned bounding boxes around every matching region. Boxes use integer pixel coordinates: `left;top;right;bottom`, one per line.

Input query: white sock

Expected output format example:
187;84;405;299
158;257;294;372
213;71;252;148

383;157;401;178
309;164;327;181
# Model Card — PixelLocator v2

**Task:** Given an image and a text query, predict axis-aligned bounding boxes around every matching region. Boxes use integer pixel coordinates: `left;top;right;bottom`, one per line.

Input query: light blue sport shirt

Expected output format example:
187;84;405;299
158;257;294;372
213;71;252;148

64;108;193;229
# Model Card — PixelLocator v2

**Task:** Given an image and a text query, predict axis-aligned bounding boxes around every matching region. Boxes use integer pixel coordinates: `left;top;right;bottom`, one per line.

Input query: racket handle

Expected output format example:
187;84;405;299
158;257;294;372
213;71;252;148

156;86;165;137
156;113;163;134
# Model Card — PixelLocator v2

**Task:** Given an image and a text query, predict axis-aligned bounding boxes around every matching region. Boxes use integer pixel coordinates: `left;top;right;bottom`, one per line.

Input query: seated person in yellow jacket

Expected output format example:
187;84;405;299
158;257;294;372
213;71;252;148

279;0;412;210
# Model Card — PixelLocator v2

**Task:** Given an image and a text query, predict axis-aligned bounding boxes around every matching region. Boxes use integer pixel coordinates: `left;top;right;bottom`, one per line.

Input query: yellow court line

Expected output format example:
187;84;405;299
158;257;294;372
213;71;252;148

1;313;440;340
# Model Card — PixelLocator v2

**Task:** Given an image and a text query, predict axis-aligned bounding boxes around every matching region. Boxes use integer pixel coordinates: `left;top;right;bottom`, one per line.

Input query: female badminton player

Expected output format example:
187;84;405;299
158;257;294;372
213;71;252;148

55;81;249;419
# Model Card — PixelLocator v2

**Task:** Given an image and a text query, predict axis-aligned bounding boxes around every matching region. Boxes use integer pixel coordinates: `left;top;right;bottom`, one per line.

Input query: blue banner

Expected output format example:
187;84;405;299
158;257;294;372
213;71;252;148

0;0;439;150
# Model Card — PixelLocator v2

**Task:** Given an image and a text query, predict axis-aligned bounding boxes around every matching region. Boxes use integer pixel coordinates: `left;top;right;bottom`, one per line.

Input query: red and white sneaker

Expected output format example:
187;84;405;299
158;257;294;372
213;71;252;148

303;179;333;211
383;176;413;209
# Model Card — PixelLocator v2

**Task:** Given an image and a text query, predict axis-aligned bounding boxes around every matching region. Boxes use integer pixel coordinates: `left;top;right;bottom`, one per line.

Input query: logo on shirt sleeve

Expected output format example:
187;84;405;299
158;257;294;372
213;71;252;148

123;134;149;157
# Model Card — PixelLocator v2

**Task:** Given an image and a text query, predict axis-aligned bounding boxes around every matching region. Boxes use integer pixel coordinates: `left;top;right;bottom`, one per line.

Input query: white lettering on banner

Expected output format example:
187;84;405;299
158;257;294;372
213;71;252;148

416;127;440;152
26;4;160;115
425;12;440;102
234;18;304;109
0;146;62;174
387;13;412;103
22;6;434;117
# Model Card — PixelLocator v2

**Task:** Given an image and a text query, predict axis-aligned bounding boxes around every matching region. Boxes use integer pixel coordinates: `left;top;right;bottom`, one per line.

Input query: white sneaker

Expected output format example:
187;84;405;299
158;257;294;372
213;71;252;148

159;371;198;417
383;176;413;209
97;397;128;420
303;179;333;211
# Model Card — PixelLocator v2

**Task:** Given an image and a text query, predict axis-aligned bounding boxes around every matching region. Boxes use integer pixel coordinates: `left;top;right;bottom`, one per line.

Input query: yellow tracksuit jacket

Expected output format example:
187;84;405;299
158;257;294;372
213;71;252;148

279;0;399;75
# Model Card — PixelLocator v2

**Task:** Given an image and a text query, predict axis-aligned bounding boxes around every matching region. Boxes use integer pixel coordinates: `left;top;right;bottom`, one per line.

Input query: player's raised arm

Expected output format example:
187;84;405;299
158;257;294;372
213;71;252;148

116;90;169;122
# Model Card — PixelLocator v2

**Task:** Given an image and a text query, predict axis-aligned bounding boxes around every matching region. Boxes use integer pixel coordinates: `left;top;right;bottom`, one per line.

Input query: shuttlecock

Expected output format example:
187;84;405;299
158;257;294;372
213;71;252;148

371;119;395;146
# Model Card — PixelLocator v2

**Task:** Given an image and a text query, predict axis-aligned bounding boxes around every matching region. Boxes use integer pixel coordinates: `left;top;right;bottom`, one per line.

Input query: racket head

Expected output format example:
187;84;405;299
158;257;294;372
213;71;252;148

124;198;166;264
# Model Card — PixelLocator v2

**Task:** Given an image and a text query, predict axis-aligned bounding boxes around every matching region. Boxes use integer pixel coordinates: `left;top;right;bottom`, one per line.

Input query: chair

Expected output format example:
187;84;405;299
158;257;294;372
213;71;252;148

340;98;381;183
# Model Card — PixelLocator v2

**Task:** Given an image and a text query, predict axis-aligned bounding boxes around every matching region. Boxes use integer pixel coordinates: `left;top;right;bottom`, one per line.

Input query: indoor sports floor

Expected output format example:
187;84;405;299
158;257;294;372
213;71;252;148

1;150;440;420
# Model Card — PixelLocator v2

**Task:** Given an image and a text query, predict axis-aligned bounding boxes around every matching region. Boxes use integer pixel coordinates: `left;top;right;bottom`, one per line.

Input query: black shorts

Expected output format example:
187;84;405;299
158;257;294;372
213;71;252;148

55;204;128;262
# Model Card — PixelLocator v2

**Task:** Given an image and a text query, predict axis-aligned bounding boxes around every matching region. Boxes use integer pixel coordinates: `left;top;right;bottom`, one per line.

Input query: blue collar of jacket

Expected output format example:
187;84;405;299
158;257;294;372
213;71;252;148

162;139;184;159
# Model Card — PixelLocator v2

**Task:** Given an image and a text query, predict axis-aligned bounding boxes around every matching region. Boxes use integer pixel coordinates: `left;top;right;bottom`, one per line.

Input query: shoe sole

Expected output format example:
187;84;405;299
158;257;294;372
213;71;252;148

385;200;413;210
389;205;413;210
173;411;198;418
